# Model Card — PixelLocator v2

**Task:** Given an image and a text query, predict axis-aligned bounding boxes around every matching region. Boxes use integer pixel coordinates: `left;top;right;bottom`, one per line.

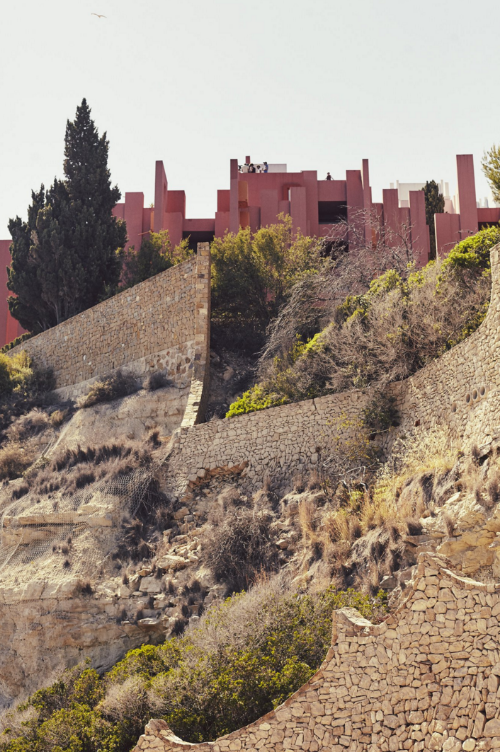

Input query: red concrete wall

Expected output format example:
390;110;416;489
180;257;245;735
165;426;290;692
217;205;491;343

0;240;25;348
124;193;145;251
409;190;430;267
154;161;168;234
362;159;372;246
346;170;364;249
290;187;307;236
217;190;230;213
260;189;280;228
456;154;478;239
478;208;500;225
382;188;400;248
435;213;460;257
318;180;347;202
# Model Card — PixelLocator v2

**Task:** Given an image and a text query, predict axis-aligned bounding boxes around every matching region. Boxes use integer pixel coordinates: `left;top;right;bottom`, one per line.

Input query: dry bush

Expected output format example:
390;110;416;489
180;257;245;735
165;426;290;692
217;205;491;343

77;370;140;409
99;676;149;732
368;562;381;596
25;438;153;499
488;469;500;506
6;409;51;443
114;518;153;563
146;370;171;391
258;243;489;408
298;496;318;543
307;468;322;490
406;518;423;535
0;443;32;480
204;505;279;592
293;474;305;493
260;210;416;372
49;409;68;427
0;705;39;743
65;467;96;495
11;481;29;500
75;581;94;597
376;426;459;513
442;512;455;537
322;510;350;544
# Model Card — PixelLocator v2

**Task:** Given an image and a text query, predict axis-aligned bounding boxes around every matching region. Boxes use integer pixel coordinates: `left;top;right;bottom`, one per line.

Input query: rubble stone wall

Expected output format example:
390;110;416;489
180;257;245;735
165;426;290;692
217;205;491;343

168;246;500;491
132;553;500;752
391;245;500;451
7;246;211;415
169;387;371;494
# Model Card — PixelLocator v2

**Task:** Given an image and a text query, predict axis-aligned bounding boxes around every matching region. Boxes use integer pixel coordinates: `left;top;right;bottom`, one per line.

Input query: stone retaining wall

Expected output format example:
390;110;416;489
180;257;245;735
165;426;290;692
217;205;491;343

8;246;211;419
132;553;500;752
167;246;500;492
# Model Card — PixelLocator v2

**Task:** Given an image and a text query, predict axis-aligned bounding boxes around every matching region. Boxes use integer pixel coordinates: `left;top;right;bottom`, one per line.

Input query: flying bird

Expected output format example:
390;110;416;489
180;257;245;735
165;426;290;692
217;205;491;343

91;13;107;18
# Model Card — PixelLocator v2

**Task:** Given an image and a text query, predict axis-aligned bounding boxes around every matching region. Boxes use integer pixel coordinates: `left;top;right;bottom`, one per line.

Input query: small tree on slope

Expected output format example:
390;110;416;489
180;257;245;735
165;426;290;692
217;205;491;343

7;99;126;332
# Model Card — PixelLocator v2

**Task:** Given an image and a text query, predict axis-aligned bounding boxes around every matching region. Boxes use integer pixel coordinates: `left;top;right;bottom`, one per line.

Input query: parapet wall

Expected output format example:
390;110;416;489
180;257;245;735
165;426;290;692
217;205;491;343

167;246;500;492
8;245;211;419
133;553;500;752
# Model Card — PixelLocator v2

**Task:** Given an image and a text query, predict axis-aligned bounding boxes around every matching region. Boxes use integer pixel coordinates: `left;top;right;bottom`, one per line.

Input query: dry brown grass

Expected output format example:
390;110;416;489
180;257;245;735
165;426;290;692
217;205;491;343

0;443;33;480
77;370;140;409
6;409;51;443
49;409;68;427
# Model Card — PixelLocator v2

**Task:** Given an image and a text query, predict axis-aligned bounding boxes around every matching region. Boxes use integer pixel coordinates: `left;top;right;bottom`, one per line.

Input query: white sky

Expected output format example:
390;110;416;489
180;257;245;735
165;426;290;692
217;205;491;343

1;0;499;236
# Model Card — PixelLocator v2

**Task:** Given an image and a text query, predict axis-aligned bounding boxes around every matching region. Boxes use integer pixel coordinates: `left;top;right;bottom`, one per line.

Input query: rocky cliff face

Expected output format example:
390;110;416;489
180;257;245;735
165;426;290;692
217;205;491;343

0;583;164;709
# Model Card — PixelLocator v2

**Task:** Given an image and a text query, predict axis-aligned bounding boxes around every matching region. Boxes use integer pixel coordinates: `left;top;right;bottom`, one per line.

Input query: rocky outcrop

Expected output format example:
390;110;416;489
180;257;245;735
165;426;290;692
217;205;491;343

0;583;165;709
133;553;500;752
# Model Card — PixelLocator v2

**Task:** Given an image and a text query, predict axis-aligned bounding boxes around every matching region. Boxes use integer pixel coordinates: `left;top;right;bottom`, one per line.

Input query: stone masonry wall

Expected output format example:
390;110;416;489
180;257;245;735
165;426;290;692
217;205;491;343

133;553;500;752
391;245;500;452
8;247;211;415
169;388;371;495
167;245;500;492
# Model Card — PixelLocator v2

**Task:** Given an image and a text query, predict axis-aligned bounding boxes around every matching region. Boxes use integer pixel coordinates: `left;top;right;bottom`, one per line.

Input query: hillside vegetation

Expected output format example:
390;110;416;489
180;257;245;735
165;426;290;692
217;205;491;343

0;580;385;752
227;227;499;416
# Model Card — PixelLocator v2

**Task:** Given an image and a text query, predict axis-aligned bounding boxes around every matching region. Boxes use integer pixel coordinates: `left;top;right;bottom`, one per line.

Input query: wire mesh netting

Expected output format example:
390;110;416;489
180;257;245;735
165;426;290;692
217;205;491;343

0;457;165;588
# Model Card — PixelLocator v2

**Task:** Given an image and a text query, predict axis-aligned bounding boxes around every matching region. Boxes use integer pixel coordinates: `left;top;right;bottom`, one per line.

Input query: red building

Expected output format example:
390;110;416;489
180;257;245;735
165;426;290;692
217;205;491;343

113;157;432;265
0;153;498;349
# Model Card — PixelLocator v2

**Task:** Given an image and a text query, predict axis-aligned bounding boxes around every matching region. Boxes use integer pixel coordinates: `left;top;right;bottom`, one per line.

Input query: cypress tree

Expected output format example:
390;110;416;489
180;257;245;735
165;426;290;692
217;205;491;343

7;99;126;332
422;180;445;259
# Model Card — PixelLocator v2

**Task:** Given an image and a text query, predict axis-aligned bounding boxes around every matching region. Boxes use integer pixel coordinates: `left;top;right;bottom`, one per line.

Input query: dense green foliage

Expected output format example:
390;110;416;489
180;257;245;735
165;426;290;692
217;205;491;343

0;352;37;397
120;231;192;289
422;180;445;258
0;334;34;354
7;99;126;333
0;584;386;752
211;216;322;353
482;144;500;206
228;227;500;417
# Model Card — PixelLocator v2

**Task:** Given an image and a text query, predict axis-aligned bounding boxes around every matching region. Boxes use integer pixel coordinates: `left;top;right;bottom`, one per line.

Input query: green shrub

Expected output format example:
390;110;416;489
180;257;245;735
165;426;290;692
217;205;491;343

0;582;386;751
211;217;323;354
1;333;34;354
226;384;287;417
121;231;192;290
0;351;34;396
441;225;500;274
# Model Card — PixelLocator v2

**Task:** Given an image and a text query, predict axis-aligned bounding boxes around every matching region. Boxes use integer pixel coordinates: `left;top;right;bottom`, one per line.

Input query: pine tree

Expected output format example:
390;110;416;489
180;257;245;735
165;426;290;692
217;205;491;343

422;180;445;259
7;99;126;332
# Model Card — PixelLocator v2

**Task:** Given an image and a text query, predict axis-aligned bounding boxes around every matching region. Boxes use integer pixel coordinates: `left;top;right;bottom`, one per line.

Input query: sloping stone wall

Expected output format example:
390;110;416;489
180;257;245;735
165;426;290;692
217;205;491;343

8;246;210;419
132;553;500;752
391;245;500;451
167;246;500;492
